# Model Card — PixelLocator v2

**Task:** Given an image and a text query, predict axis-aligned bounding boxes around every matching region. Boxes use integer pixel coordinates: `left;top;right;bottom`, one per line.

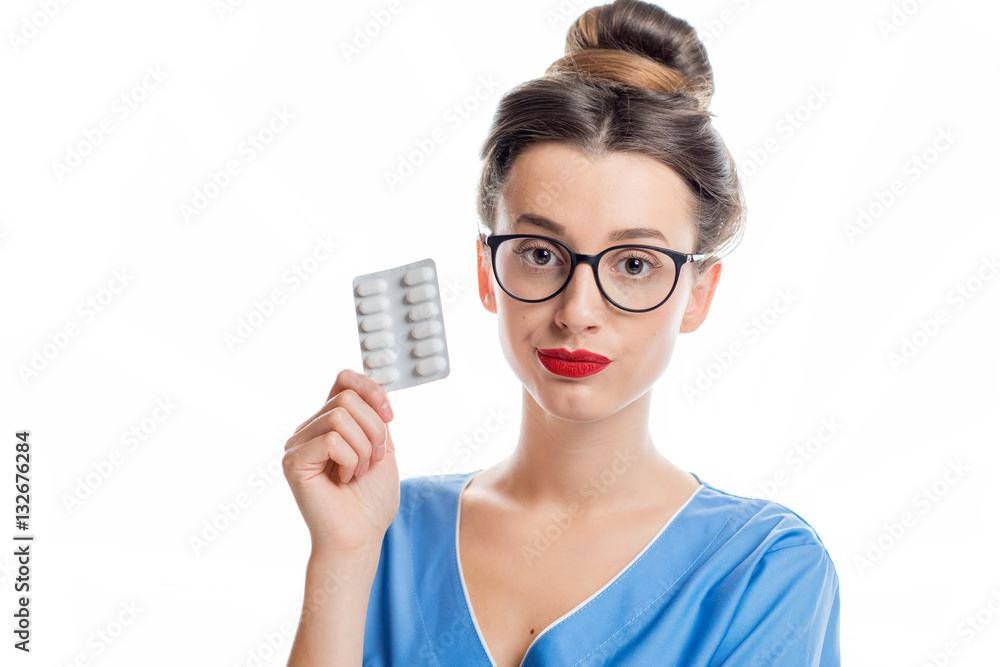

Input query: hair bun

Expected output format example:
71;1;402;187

546;0;714;107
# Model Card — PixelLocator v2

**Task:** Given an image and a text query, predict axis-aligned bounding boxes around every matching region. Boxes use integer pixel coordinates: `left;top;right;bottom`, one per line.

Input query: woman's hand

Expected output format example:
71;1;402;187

282;369;400;555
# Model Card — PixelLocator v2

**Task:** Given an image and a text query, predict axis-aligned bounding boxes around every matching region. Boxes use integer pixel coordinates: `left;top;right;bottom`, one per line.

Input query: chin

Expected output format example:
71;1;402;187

530;388;615;422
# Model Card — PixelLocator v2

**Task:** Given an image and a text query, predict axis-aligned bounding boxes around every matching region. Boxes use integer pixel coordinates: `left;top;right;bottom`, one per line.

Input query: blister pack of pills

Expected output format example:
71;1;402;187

351;258;451;392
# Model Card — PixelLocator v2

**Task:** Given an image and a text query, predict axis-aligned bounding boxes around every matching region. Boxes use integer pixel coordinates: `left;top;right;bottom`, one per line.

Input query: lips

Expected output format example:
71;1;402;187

537;348;611;363
536;347;611;378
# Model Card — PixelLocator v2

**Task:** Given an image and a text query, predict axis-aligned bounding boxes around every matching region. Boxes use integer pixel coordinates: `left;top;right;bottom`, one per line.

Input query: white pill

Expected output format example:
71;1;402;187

358;295;390;314
411;319;442;339
363;332;395;350
365;349;397;369
414;337;444;357
406;284;438;304
360;313;392;332
408;302;440;322
403;266;435;285
416;356;447;376
355;279;387;297
369;367;399;385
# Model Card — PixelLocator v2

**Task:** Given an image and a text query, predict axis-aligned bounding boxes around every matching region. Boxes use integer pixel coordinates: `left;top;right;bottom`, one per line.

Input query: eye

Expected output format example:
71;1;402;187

515;241;562;267
612;251;661;279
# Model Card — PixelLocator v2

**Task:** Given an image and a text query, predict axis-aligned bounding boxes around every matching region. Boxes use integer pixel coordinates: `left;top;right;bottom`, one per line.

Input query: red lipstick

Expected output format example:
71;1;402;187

536;348;611;378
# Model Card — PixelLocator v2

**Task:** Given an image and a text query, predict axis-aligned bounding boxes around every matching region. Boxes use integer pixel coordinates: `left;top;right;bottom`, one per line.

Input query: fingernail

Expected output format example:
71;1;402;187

381;400;393;420
375;443;386;461
357;459;369;477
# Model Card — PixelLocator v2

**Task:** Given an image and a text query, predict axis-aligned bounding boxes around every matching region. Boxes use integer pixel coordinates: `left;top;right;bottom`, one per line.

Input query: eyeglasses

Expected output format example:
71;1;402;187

481;232;708;313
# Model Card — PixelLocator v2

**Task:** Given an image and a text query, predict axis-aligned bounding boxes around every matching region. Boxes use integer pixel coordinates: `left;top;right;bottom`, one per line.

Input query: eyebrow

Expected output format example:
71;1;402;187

513;213;669;245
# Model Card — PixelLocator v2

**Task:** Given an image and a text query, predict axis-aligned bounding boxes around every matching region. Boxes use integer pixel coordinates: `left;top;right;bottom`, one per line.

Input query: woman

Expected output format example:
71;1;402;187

282;1;841;665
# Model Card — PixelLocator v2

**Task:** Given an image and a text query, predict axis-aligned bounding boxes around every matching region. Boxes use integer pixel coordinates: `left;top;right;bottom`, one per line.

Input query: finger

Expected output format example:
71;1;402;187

285;429;360;485
294;369;393;435
319;402;379;477
336;390;388;462
288;392;387;467
329;369;392;422
380;421;395;459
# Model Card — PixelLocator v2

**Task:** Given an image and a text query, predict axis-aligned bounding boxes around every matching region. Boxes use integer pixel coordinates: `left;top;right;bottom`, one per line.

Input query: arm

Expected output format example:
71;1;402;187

281;370;401;665
286;545;382;667
710;543;841;666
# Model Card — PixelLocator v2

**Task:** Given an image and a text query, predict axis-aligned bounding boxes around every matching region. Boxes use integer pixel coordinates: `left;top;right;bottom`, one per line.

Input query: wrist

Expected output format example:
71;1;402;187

308;541;382;571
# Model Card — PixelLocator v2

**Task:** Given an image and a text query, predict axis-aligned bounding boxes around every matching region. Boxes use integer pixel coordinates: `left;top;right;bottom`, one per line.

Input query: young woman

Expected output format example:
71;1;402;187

282;1;840;665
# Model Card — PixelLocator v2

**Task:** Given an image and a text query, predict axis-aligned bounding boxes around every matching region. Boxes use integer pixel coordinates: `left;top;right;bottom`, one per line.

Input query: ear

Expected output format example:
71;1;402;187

679;260;722;333
477;236;497;314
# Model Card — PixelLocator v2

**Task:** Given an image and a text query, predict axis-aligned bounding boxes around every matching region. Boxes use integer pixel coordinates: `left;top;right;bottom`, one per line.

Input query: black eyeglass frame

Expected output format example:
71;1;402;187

481;232;709;313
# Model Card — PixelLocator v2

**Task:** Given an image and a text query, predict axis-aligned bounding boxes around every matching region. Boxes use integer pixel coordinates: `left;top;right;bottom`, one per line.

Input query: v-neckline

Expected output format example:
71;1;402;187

453;469;705;667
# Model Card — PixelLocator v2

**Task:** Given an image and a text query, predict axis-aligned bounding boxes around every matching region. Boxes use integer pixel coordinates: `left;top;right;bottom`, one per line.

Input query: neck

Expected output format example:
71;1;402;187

491;386;687;517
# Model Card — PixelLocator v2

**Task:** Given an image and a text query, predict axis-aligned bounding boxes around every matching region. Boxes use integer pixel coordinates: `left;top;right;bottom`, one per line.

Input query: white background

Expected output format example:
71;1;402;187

1;0;998;665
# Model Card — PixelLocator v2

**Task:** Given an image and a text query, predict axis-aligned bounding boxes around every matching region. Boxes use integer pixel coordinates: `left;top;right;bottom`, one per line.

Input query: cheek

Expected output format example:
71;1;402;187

630;310;684;367
495;302;534;360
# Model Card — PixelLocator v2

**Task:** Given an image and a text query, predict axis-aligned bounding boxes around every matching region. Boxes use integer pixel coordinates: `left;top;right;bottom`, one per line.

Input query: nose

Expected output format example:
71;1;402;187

554;260;607;327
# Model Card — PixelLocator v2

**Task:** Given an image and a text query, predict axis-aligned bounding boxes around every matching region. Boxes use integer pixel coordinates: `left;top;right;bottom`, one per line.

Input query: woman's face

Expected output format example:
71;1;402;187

477;141;722;421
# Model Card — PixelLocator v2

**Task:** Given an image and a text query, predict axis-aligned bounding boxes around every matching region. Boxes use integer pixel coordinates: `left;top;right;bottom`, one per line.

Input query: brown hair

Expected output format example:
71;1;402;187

476;0;746;272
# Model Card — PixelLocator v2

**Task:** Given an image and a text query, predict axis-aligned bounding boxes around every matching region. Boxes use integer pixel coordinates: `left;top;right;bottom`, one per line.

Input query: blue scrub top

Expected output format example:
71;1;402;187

363;469;840;666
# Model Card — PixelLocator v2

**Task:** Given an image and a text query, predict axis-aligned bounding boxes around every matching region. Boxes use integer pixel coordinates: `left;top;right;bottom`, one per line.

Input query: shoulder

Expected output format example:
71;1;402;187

684;476;840;601
373;471;475;573
399;470;476;502
687;480;842;663
691;476;835;563
391;470;478;528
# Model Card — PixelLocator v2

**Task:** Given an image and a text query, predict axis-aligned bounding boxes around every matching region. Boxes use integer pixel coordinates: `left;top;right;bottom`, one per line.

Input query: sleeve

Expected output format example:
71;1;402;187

709;543;841;666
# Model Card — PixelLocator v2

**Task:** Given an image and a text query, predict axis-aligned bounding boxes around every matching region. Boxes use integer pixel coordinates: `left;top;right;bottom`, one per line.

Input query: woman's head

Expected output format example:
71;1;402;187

474;0;746;420
476;0;745;275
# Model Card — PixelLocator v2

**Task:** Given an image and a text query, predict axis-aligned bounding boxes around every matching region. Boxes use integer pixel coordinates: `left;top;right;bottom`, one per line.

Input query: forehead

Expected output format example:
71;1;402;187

497;142;697;248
